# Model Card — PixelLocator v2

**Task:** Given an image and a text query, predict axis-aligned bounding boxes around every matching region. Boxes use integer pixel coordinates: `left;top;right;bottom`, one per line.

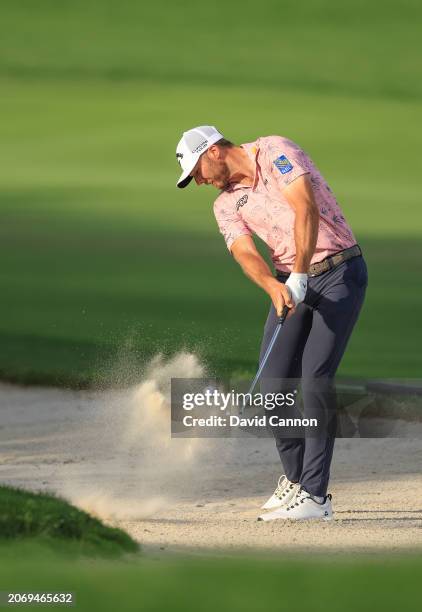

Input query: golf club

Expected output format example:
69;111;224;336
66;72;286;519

241;305;290;414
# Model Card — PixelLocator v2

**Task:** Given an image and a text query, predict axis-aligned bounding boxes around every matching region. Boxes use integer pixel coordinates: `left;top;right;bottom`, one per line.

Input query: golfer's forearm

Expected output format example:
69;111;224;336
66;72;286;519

292;205;319;273
234;251;275;293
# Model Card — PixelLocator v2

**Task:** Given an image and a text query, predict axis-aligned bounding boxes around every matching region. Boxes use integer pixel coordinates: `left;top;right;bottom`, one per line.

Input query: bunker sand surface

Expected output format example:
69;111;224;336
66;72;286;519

1;375;422;556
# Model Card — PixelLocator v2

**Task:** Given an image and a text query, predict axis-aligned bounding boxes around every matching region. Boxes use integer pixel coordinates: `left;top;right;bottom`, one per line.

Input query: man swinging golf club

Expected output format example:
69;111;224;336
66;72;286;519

175;126;367;521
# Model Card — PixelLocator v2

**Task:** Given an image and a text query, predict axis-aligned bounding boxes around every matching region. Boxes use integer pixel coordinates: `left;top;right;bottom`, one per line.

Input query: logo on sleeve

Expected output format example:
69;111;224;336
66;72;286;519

273;155;293;175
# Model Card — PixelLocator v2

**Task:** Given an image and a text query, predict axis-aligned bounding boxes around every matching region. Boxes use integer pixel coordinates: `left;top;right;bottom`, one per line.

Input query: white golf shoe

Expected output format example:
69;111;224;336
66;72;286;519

261;475;300;510
258;488;333;522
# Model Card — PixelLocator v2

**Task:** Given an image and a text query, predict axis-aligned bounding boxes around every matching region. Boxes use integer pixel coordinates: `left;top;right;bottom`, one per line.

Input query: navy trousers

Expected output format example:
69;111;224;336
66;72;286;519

259;254;368;497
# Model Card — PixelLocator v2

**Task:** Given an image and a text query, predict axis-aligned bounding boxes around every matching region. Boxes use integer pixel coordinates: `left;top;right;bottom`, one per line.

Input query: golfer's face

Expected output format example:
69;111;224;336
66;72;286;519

192;152;230;190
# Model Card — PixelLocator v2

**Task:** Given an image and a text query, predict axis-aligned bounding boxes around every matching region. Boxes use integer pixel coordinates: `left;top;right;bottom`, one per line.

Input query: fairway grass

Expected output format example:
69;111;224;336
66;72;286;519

0;0;420;386
0;80;421;385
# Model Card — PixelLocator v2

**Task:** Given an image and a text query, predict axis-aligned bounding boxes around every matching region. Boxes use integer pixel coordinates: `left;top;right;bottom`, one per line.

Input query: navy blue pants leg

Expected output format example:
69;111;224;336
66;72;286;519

259;298;312;483
259;256;368;496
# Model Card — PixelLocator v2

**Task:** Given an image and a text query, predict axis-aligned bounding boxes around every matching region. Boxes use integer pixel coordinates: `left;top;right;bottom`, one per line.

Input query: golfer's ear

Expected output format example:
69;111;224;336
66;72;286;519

207;145;220;160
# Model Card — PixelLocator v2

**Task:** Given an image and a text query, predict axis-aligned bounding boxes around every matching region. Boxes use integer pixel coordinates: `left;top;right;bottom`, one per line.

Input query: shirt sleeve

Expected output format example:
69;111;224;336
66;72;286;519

264;136;310;191
213;194;252;252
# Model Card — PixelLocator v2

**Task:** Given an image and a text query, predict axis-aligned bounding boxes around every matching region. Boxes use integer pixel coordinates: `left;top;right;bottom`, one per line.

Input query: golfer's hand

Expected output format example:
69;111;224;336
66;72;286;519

266;278;295;317
285;272;308;307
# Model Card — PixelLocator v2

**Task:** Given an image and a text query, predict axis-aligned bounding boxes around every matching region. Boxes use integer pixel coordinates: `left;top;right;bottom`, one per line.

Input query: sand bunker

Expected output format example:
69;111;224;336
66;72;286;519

1;352;422;554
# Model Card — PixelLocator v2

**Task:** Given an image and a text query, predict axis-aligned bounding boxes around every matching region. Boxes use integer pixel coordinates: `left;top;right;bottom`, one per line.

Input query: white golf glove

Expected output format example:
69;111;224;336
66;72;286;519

285;272;308;306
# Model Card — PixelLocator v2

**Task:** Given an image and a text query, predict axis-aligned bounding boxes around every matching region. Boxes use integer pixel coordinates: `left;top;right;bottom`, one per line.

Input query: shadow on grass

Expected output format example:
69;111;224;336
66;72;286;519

0;235;420;386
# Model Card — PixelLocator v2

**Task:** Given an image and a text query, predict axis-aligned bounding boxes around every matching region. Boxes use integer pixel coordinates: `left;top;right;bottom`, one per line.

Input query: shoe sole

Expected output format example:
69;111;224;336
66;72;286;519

257;514;334;522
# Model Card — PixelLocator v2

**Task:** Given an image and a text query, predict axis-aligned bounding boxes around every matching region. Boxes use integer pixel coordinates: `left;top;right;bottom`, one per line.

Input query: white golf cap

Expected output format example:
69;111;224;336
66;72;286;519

176;125;224;188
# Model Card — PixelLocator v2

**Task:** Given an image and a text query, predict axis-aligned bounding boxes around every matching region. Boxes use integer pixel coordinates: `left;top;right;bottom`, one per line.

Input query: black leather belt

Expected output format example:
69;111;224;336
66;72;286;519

307;244;362;277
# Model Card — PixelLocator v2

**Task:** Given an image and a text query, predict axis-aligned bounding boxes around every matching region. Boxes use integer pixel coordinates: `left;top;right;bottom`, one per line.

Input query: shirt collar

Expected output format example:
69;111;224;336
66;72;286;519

223;141;261;193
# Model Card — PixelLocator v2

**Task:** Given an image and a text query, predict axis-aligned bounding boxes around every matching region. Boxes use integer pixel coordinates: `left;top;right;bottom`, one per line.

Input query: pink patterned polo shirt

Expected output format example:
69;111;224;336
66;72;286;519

213;135;356;273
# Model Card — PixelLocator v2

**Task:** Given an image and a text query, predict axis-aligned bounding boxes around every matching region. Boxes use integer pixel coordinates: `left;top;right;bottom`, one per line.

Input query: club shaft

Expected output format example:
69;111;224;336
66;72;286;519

241;305;289;414
247;324;282;396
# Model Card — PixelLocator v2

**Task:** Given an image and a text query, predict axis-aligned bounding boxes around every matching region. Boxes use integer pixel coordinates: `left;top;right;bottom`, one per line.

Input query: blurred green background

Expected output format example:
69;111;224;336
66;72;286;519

0;0;421;385
1;543;421;612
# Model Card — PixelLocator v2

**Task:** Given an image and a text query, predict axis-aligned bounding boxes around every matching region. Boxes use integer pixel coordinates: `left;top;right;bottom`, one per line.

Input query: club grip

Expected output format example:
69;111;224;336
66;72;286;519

278;305;290;325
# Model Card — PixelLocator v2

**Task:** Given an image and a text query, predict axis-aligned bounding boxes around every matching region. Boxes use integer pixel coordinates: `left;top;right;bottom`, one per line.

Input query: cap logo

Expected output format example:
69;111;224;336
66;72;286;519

192;140;208;154
176;152;184;166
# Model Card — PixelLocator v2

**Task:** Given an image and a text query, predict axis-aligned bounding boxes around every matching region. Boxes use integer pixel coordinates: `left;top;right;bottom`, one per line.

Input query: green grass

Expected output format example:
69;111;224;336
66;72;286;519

0;1;421;101
0;486;138;556
0;544;421;612
0;1;420;385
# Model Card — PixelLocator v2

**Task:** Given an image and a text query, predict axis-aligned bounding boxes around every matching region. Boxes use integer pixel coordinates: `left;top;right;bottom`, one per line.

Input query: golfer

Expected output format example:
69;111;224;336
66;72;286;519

175;126;367;521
